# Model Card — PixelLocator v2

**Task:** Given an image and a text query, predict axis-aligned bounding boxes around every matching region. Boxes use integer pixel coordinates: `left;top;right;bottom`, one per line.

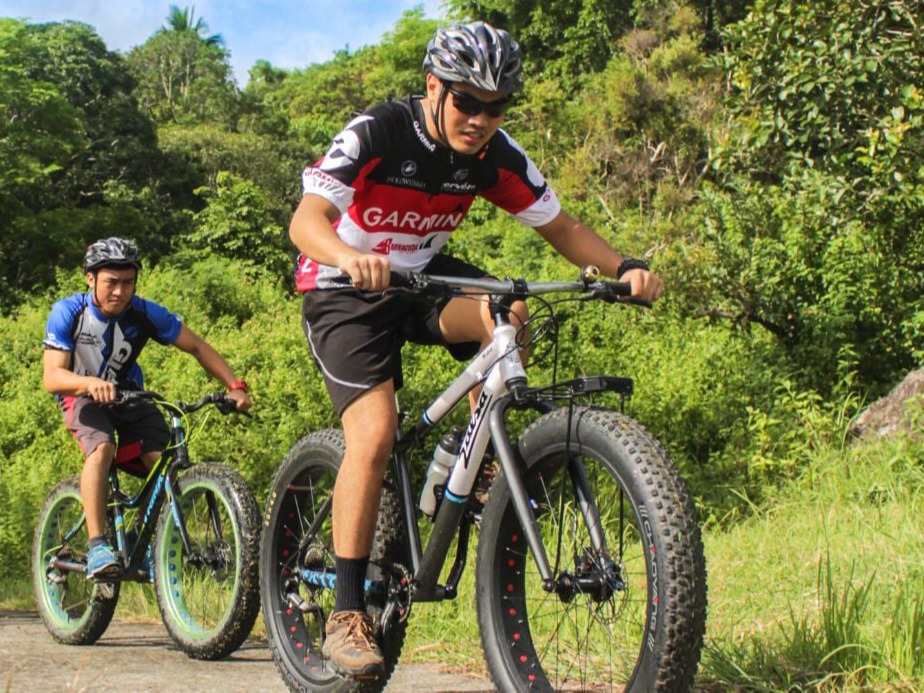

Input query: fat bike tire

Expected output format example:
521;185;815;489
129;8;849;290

32;476;120;645
259;429;409;692
154;463;261;660
476;407;707;692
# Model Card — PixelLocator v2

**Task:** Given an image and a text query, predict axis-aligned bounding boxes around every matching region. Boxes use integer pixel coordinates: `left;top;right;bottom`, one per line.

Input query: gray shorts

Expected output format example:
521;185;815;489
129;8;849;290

301;254;486;417
62;395;169;459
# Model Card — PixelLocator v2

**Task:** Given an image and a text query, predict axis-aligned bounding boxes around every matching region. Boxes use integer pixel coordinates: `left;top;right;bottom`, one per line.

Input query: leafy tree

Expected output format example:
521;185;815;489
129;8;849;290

0;20;168;311
360;8;439;102
447;0;632;84
19;22;159;208
127;9;237;125
446;0;754;86
164;5;225;47
185;171;291;277
247;8;439;154
0;20;82;195
678;0;924;393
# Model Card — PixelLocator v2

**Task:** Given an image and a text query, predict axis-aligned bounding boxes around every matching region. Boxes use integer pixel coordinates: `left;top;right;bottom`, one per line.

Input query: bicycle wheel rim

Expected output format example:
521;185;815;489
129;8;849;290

266;455;340;684
490;453;649;690
158;482;242;640
34;488;101;631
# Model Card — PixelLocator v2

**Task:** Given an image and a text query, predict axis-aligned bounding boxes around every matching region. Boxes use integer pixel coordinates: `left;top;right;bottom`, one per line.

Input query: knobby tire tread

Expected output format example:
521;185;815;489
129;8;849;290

476;406;707;692
154;463;261;660
260;430;408;693
32;476;119;645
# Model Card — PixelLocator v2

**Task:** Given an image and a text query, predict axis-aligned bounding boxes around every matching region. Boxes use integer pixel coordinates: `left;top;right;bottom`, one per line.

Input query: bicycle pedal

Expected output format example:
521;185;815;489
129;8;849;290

89;567;121;580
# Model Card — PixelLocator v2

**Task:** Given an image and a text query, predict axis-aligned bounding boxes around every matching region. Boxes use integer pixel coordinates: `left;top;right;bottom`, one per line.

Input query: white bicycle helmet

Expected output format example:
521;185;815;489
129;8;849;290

424;21;523;96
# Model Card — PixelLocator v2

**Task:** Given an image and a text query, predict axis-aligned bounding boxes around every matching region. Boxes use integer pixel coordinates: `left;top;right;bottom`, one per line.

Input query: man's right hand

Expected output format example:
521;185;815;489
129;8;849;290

85;377;117;403
339;254;391;291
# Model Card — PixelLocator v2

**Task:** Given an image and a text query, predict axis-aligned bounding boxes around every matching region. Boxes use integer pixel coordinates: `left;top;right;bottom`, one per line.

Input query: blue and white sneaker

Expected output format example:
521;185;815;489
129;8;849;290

86;543;120;579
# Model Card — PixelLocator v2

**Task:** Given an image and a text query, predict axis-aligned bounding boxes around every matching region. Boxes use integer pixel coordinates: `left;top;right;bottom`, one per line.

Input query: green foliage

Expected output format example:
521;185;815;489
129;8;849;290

254;8;439;153
448;0;753;87
0;20;82;192
701;434;924;688
447;0;632;85
687;0;924;394
505;2;720;246
187;172;291;277
716;0;923;181
22;21;159;203
126;24;237;125
0;19;168;312
157;123;307;203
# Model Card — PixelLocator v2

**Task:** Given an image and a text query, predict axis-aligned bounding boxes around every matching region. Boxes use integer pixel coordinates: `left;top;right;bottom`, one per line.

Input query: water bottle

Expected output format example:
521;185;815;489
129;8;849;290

419;426;462;517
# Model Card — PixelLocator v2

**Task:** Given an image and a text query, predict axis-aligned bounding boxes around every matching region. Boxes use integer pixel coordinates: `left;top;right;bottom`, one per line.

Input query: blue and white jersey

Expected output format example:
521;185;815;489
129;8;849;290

43;292;183;389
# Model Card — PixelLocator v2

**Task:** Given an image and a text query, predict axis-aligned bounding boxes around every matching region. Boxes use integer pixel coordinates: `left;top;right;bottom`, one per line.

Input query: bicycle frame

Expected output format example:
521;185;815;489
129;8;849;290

387;283;631;604
50;402;217;580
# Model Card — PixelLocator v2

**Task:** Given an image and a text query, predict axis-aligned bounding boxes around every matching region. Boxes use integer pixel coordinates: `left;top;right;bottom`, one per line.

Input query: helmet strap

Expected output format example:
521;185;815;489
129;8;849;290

430;82;452;150
428;81;489;160
88;271;104;311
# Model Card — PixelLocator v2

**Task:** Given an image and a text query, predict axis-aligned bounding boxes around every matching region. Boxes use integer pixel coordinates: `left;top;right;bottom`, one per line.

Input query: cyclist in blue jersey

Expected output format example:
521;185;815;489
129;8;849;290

42;237;252;580
289;22;664;677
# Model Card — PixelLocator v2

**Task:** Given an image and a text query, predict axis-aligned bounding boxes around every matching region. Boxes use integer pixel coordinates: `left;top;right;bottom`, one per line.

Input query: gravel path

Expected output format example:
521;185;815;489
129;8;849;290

0;611;493;692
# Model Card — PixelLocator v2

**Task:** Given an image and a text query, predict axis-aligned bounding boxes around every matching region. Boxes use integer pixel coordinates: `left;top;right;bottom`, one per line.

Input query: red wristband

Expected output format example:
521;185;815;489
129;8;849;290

228;380;249;394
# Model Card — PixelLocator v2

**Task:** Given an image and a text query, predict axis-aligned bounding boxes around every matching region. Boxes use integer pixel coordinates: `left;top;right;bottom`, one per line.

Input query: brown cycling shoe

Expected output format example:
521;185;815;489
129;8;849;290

321;610;385;678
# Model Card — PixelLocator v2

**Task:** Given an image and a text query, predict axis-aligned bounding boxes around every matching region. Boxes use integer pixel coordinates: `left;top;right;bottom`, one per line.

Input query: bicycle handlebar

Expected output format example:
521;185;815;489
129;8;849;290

114;389;248;416
331;266;650;307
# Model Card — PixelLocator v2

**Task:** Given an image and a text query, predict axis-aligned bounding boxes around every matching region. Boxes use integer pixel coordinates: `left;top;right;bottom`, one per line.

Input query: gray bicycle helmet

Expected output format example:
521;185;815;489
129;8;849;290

424;21;523;96
84;237;142;272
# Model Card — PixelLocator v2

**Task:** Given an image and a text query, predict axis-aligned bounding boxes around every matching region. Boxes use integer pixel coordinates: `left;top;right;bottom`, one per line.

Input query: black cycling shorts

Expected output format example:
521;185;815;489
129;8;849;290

301;254;486;416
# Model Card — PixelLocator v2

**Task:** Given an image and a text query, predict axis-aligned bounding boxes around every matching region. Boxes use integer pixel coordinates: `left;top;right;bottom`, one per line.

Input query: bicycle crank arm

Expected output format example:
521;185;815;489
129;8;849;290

48;557;86;576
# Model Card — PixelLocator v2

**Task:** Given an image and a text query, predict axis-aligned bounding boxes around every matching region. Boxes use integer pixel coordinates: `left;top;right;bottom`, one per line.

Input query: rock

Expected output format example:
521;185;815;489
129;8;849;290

849;368;924;439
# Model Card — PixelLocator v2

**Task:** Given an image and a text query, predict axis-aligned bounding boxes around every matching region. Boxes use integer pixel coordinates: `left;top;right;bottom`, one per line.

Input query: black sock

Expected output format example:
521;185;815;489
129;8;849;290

334;555;369;613
88;536;106;549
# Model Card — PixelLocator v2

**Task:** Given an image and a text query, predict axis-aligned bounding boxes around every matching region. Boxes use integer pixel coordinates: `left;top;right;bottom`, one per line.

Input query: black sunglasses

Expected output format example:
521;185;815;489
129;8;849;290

444;83;511;118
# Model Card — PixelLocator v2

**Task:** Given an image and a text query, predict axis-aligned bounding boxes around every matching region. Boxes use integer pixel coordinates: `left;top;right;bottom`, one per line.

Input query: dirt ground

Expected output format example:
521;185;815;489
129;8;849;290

0;611;493;692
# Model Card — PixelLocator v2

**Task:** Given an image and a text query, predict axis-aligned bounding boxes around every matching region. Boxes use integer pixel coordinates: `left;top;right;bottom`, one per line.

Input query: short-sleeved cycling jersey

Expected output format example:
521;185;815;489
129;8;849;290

295;96;562;291
43;292;183;390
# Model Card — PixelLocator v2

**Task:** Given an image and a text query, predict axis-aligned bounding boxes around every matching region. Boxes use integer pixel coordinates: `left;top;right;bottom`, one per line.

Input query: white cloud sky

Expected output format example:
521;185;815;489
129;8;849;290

1;0;447;85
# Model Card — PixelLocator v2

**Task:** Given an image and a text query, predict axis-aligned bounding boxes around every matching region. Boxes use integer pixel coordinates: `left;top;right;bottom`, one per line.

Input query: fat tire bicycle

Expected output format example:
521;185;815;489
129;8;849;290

260;269;707;691
33;390;261;660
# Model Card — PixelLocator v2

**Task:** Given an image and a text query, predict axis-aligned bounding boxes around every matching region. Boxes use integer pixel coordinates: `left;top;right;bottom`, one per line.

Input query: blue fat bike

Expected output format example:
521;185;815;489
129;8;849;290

33;390;261;660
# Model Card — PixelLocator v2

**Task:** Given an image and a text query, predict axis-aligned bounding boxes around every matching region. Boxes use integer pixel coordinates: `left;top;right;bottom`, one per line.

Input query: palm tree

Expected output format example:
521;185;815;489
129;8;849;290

164;5;224;47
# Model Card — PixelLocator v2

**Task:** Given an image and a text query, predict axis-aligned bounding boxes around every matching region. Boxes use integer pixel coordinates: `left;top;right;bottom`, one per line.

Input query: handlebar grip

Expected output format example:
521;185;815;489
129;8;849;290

329;271;416;289
622;296;653;309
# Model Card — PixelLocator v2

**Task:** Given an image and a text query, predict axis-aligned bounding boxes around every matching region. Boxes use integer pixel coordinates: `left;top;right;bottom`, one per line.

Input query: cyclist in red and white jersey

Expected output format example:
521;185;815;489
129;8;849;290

289;21;664;677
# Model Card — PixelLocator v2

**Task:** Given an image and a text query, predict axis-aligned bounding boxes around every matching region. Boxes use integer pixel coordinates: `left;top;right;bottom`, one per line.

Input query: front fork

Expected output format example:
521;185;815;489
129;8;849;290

489;378;630;591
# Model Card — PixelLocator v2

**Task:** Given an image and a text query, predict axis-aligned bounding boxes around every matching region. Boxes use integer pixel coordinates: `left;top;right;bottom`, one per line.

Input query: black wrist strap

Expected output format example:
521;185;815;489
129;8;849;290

616;257;650;279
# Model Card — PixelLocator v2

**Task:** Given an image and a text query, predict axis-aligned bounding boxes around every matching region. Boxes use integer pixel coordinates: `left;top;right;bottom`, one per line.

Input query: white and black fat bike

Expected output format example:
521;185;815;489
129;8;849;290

260;268;707;692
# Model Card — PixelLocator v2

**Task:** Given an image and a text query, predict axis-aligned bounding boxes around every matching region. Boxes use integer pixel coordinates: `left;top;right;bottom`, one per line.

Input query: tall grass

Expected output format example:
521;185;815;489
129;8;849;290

701;431;924;690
